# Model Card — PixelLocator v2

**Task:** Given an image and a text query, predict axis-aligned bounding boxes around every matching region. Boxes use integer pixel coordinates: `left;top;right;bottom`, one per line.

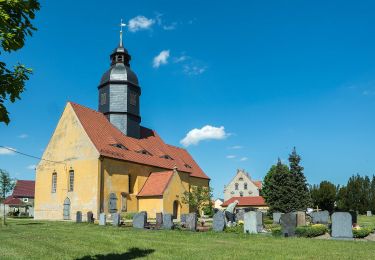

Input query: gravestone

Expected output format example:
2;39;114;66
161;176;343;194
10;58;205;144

244;211;263;234
349;211;357;224
180;214;187;224
76;211;82;223
87;211;94;223
236;209;245;222
212;211;226;232
310;211;329;224
99;213;106;226
112;213;120;227
280;213;297;237
273;212;283;224
367;211;372;217
156;212;163;228
296;211;306;227
133;211;147;229
186;213;197;231
331;212;353;239
162;213;174;229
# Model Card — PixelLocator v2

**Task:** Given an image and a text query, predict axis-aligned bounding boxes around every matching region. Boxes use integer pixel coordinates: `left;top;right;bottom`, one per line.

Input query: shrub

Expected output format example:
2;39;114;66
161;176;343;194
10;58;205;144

264;218;273;225
353;227;372;238
265;223;280;231
271;226;282;236
120;212;136;221
296;224;328;238
224;223;243;234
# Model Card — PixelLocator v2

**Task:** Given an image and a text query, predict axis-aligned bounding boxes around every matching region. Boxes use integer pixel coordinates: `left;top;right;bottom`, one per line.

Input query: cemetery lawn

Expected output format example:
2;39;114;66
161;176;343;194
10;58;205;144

1;218;375;259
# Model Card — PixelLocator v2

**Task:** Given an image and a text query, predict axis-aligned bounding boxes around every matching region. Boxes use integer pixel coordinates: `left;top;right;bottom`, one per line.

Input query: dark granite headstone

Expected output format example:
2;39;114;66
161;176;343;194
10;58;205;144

273;212;283;224
76;211;82;223
236;209;245;222
280;212;297;237
112;213;120;227
212;211;226;232
310;211;329;224
162;213;174;229
331;212;353;239
99;213;106;226
186;213;197;231
87;211;94;223
133;211;147;229
156;212;163;228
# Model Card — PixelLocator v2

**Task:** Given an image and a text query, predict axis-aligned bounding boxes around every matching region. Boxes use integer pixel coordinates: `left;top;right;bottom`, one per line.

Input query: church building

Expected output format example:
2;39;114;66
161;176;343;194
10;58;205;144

34;30;210;221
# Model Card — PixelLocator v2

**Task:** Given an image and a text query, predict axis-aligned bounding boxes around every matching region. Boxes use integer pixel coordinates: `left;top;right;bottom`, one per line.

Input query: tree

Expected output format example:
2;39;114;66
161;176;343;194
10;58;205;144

310;181;336;213
288;147;311;210
0;0;40;124
336;185;348;211
370;175;375;213
182;186;212;217
0;169;15;225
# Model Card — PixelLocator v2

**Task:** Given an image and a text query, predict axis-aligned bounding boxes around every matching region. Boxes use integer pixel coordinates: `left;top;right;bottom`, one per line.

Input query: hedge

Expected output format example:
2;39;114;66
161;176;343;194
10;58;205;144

353;227;372;238
295;224;328;238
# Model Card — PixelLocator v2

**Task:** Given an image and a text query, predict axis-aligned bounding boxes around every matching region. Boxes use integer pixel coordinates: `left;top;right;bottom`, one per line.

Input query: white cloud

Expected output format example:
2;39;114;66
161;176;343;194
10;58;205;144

163;22;177;30
0;147;16;155
153;50;170;68
174;55;189;63
128;16;155;32
240;157;248;161
229;145;243;149
183;65;207;75
180;125;228;147
226;155;236;159
18;134;28;139
27;164;36;170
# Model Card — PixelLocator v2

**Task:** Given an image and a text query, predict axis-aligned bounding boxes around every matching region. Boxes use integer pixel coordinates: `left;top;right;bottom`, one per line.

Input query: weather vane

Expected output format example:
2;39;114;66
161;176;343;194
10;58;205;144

119;18;126;47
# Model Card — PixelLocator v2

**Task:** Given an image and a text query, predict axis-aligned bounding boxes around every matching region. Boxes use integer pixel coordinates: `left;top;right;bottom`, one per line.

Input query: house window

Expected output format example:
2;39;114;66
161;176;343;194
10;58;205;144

121;193;127;212
69;170;74;192
23;198;29;203
240;191;243;197
51;172;57;193
235;183;239;190
239;177;243;181
244;183;248;190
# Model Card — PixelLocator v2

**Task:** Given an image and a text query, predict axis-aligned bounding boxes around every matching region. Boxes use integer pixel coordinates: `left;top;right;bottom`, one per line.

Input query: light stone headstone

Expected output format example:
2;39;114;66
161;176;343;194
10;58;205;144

99;213;106;226
87;211;94;223
112;213;120;227
162;213;174;229
244;211;263;234
310;211;329;224
186;213;197;231
280;212;297;237
296;211;306;227
212;211;226;232
236;209;245;222
133;211;147;229
331;212;353;239
156;212;163;228
273;212;283;224
367;211;372;217
76;211;82;223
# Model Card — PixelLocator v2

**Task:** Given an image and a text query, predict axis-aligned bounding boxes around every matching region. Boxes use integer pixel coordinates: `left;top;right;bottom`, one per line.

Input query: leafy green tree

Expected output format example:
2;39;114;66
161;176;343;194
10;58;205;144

336;185;348;211
182;186;212;217
370;175;375;213
310;181;336;213
288;147;311;210
0;0;40;124
0;169;15;225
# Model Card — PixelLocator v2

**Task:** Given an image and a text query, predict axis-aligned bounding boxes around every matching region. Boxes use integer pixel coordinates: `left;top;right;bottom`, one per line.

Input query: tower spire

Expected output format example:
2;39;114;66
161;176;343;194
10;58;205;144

119;19;126;47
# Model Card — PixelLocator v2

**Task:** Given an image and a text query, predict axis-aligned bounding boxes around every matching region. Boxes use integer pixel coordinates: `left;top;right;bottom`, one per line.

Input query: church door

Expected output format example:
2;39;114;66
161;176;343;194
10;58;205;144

173;200;179;219
63;197;70;220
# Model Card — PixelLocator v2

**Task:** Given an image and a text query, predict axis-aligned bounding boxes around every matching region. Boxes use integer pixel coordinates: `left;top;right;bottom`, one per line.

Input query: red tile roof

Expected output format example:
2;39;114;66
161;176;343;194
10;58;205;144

12;180;35;198
137;171;174;197
222;196;267;207
70;102;209;180
253;181;262;190
4;196;23;206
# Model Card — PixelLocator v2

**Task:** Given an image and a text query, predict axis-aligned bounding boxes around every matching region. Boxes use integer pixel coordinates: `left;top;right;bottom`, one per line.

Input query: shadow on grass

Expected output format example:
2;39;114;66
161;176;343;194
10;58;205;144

76;247;155;260
16;222;44;225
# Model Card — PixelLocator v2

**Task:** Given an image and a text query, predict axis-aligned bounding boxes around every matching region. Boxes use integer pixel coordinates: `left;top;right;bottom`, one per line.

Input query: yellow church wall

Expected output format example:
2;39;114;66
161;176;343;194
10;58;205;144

138;197;163;218
189;176;210;188
34;103;100;220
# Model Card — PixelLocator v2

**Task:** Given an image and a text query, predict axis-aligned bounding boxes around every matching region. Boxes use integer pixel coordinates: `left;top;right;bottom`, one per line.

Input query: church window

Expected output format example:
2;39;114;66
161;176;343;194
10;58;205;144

244;183;248;190
69;170;74;192
100;93;107;105
109;193;117;213
235;183;239;190
121;193;127;212
240;191;243;197
51;172;57;193
130;92;137;106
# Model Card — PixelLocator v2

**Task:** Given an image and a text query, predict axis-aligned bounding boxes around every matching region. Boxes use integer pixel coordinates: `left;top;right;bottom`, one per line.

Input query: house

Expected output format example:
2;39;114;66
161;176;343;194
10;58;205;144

213;198;224;210
223;169;262;201
222;196;268;212
34;32;210;221
3;180;35;217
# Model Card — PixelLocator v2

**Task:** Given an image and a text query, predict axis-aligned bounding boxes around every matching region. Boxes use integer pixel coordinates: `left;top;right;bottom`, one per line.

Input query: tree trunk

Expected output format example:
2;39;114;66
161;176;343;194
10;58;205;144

2;202;5;226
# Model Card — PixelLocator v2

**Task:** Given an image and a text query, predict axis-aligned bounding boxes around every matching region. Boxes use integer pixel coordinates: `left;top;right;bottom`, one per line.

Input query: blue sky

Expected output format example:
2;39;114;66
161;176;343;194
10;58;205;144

1;0;375;198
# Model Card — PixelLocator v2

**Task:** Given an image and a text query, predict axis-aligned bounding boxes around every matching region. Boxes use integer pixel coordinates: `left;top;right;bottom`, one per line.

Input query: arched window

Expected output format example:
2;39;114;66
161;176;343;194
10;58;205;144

69;170;74;192
244;183;248;190
235;183;239;190
240;191;243;197
239;177;243;181
51;172;57;193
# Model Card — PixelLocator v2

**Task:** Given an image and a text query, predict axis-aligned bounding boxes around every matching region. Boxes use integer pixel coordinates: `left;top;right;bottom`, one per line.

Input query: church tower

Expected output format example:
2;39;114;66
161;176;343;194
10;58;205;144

98;24;141;138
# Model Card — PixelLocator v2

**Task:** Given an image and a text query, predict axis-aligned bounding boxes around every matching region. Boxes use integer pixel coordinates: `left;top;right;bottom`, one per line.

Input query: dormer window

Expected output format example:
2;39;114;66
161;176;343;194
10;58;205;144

160;155;173;160
137;149;152;156
111;143;128;150
184;163;192;169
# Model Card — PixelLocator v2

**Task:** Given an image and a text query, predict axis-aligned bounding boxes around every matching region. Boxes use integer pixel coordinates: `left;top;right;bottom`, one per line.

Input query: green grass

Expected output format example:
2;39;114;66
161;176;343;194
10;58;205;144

0;218;375;259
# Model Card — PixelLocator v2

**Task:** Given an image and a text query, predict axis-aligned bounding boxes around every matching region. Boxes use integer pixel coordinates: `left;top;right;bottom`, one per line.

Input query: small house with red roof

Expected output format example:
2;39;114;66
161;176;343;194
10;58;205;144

34;33;210;221
3;180;35;217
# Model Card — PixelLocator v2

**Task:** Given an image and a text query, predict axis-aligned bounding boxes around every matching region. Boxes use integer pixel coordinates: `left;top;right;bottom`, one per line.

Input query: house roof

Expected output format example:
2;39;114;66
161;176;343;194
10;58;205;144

12;180;35;198
4;196;23;206
70;102;209;180
137;171;174;197
253;181;262;190
222;196;267;207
